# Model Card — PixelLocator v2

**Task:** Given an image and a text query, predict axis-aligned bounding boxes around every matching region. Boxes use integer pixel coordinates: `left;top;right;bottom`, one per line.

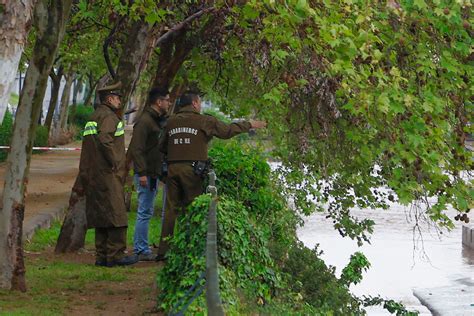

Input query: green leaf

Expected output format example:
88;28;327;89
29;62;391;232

414;0;428;9
242;4;259;20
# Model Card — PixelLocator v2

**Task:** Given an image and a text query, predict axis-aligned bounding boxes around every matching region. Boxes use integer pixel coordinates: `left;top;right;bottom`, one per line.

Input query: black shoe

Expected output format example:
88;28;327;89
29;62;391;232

95;259;107;267
155;254;167;262
107;255;138;267
137;252;155;262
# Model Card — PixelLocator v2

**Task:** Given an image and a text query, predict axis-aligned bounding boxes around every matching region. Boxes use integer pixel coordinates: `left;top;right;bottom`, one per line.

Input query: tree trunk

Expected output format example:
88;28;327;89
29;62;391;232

93;74;111;108
72;79;82;106
0;0;72;291
115;19;156;111
69;79;82;126
54;177;87;253
0;0;37;123
58;73;73;131
83;73;98;106
44;66;63;134
152;31;193;92
83;88;94;107
151;10;221;93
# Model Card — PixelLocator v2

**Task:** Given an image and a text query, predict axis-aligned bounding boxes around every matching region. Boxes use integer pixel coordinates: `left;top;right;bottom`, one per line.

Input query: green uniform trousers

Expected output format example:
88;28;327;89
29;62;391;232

95;226;127;262
157;163;204;256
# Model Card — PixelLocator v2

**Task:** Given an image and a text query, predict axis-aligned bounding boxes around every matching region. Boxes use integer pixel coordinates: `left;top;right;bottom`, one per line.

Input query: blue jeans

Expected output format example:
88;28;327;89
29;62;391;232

133;174;158;255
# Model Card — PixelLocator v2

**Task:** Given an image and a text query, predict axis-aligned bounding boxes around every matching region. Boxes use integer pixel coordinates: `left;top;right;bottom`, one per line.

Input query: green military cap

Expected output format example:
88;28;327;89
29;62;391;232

97;81;123;99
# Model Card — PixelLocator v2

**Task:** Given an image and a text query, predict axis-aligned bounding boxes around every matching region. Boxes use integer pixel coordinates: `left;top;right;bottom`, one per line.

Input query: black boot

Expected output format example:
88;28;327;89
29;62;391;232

95;258;107;267
107;255;138;267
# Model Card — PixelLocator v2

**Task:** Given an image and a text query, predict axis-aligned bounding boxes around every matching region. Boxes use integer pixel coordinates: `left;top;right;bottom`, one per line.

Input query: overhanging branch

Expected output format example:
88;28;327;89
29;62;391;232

155;7;215;47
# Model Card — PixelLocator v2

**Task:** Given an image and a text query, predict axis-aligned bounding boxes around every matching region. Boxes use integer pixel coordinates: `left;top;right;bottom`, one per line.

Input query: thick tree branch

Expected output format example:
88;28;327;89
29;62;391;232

155;7;215;47
103;17;126;79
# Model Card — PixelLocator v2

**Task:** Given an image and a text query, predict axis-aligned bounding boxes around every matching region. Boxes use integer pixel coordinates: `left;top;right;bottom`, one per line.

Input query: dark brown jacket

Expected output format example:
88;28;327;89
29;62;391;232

160;105;251;161
78;103;127;228
128;107;166;177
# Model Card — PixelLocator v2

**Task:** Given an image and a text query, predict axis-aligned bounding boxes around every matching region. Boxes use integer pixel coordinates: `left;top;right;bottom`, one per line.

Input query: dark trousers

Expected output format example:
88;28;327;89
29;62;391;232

157;163;204;256
95;226;127;262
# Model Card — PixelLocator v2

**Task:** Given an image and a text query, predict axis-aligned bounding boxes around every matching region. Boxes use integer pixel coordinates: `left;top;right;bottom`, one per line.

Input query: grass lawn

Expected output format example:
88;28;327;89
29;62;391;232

0;188;165;316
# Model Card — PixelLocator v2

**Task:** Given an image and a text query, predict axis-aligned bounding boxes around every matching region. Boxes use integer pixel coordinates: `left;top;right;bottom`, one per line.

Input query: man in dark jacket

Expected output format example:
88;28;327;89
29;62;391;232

127;88;169;261
155;92;266;260
78;82;137;267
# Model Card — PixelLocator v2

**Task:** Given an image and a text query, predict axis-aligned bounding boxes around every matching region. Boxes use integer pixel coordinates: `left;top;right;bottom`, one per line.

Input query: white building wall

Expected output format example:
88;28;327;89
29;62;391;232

11;72;86;124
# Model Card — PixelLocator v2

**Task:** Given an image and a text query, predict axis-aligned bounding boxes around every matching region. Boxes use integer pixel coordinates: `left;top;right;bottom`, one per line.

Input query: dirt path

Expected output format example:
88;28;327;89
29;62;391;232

0;142;81;225
0;126;133;226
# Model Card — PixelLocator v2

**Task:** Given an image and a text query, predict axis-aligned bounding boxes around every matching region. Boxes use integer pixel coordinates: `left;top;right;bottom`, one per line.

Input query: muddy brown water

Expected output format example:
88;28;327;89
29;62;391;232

298;204;473;315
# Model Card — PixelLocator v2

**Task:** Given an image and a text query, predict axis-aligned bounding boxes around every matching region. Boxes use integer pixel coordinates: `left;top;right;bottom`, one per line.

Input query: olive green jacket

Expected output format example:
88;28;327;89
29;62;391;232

128;107;167;178
160;105;251;162
78;103;127;228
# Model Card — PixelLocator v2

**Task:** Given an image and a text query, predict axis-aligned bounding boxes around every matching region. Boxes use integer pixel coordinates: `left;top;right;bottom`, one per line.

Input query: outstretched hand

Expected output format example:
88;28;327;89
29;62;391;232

249;120;267;129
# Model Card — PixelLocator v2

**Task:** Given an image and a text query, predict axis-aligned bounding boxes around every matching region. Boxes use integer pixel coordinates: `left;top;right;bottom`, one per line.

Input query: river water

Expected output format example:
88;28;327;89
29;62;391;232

297;203;474;315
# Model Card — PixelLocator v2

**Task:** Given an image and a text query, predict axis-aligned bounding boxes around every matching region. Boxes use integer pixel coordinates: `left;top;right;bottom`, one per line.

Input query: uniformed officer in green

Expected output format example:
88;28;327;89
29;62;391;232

78;82;137;267
156;92;266;260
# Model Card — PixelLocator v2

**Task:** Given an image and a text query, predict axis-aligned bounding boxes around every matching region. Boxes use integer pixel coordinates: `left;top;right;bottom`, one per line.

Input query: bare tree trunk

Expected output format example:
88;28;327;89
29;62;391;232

72;79;82;106
0;0;37;122
93;74;111;108
152;30;193;92
0;0;72;291
44;66;63;134
83;73;98;106
169;79;188;114
115;19;156;112
69;79;82;126
58;73;73;130
54;177;87;253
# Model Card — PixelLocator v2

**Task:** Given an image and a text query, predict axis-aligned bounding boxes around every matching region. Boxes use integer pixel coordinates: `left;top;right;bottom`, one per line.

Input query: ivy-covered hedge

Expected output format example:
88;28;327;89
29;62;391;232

156;140;369;314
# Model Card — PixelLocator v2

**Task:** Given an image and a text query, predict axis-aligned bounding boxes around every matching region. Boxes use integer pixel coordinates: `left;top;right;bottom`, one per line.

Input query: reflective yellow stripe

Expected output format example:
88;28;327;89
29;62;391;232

83;121;98;136
114;121;124;137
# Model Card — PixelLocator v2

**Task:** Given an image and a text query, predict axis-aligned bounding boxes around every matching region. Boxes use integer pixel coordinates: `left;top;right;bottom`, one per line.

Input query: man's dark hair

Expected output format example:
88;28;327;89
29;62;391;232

178;92;200;107
148;87;169;105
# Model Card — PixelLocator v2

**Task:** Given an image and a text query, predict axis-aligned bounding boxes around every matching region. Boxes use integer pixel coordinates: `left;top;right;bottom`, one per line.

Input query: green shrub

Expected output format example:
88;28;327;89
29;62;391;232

34;125;48;147
69;104;94;129
157;140;369;314
276;242;365;315
0;111;13;162
209;141;271;208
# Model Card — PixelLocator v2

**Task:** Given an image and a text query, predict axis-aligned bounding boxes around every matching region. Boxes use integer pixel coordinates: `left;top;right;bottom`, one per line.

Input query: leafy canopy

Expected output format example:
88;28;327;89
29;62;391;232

182;0;473;241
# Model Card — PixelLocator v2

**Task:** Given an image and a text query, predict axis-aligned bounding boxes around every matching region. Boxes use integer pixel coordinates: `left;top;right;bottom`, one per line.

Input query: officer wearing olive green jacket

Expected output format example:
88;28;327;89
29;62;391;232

155;92;266;260
78;82;137;267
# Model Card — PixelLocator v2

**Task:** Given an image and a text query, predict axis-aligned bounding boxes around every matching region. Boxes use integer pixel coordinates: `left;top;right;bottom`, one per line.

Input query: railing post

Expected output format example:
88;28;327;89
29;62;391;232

206;170;224;316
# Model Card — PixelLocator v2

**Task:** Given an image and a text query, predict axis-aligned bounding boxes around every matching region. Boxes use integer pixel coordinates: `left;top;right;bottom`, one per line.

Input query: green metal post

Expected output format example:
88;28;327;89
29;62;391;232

206;170;224;316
